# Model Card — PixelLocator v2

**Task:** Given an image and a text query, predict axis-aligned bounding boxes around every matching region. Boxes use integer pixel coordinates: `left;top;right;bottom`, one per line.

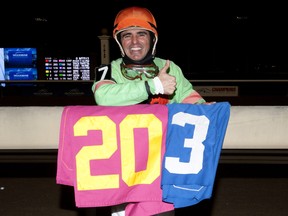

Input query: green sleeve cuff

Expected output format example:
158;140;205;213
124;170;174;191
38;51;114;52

146;79;156;95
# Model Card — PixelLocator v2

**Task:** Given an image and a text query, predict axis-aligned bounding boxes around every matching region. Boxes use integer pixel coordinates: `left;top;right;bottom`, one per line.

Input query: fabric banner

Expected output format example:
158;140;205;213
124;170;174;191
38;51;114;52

56;102;230;215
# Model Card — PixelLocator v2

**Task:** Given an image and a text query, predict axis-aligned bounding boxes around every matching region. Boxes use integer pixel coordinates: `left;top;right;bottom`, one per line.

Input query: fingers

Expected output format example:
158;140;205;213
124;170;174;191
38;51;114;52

159;60;170;75
156;60;176;95
204;101;217;105
164;60;170;70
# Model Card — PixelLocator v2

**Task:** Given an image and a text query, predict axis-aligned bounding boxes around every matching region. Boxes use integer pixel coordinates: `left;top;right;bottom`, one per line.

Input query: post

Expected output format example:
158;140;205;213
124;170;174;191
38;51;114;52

98;28;111;65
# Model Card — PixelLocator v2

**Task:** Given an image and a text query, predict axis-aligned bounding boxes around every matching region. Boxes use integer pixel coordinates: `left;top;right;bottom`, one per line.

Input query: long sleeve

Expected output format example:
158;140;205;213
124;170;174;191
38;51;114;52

92;79;152;106
91;57;206;106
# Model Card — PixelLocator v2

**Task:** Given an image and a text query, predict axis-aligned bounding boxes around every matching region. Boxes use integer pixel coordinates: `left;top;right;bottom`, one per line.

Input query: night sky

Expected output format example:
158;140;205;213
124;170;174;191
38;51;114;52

1;0;287;79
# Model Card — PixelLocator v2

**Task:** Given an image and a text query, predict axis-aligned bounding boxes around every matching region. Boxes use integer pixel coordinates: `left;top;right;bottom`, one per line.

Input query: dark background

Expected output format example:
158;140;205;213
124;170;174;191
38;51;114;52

1;0;288;80
1;3;288;215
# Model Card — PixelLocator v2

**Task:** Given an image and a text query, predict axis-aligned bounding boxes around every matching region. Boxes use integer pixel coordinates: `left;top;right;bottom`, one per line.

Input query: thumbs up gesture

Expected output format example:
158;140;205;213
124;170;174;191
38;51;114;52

158;60;176;95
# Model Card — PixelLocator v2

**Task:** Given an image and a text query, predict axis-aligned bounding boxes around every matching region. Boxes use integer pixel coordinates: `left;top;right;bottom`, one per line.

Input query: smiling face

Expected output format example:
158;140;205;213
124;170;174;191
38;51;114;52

120;28;151;62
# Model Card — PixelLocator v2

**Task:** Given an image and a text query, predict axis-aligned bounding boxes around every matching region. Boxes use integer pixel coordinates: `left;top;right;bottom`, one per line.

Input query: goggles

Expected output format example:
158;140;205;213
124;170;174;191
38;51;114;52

121;62;159;80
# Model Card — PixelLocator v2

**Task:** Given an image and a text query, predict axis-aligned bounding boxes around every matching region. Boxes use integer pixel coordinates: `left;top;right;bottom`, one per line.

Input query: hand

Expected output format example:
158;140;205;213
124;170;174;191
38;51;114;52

157;60;176;95
204;101;216;105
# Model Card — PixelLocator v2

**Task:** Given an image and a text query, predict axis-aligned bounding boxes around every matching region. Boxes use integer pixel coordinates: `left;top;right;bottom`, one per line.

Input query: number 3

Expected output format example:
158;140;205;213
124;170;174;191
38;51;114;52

165;112;209;174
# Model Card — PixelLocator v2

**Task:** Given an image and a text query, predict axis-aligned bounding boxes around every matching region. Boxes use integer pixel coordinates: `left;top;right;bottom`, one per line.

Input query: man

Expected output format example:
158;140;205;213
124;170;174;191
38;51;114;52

91;6;211;216
92;6;206;106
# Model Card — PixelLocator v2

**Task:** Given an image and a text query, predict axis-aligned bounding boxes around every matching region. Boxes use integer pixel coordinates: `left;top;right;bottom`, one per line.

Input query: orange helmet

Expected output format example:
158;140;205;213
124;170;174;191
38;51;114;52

113;6;158;56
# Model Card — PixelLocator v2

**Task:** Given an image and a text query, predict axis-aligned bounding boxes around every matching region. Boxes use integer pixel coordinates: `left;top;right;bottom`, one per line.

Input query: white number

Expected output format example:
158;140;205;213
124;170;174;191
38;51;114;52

165;112;209;174
98;65;108;80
